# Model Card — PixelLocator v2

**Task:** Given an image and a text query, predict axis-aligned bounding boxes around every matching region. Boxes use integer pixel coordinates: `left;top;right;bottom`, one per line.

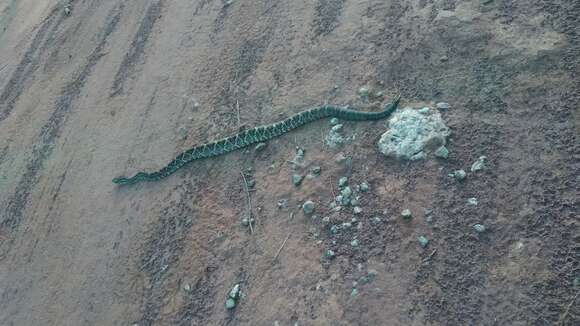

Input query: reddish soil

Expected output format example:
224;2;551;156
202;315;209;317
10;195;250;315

0;1;578;325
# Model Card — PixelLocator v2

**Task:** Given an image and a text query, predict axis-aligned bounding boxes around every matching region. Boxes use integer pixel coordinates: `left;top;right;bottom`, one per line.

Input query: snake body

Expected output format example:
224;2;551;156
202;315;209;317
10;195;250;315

112;95;400;185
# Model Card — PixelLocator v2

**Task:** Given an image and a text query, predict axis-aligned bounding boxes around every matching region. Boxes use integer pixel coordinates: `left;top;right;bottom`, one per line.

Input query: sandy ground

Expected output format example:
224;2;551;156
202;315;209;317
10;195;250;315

0;0;578;325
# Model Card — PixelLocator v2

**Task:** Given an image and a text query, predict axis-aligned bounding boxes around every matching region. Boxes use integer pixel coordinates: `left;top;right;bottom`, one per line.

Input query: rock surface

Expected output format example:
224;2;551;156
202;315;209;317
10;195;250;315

378;107;450;160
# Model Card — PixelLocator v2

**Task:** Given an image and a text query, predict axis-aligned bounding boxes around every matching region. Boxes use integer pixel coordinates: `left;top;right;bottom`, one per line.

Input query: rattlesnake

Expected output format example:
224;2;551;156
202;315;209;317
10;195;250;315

112;95;400;185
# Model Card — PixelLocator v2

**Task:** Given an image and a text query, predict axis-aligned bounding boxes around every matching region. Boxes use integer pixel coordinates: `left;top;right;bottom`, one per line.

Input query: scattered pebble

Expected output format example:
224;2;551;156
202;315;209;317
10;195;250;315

340;187;353;205
350;198;360;206
439;56;449;62
467;197;478;206
241;217;254;226
225;298;236;309
330;118;339;126
359;182;370;192
401;209;412;220
225;283;241;309
371;216;382;225
350;288;359;297
417;236;429;248
471;155;487;172
473;224;486;233
326;123;345;147
302;200;315;215
449;169;466;181
277;199;287;209
358;87;370;98
436;102;451;110
330;225;339;234
324;249;336;259
434;146;449;159
338;177;348;187
342;222;352;229
322;216;331;224
255;142;267;151
334;152;348;164
351;239;360;247
418;107;430;114
359;270;378;284
292;174;303;186
353;206;362;215
183;283;191;292
311;166;322;175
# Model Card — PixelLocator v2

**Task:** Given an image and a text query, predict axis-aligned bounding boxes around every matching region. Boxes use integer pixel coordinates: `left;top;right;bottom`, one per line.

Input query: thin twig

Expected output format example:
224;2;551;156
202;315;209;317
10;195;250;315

236;100;241;127
240;171;254;234
273;234;291;263
558;289;580;326
422;249;437;263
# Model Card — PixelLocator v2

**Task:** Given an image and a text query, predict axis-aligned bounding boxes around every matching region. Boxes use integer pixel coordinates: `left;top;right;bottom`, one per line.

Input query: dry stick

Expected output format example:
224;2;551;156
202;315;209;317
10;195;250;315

273;234;291;263
240;171;254;234
558;289;580;326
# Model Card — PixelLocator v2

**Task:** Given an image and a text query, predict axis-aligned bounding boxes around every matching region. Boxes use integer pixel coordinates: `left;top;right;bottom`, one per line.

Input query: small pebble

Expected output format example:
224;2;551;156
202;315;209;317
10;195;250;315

292;174;303;186
277;199;287;209
371;216;382;225
334;152;348;164
331;124;343;132
311;166;322;175
439;56;449;62
302;200;315;215
436;102;451;110
434;146;449;159
471;156;487;172
351;239;360;247
330;225;339;234
241;217;254;226
401;209;412;220
350;288;359;297
418;107;430;114
342;222;352;229
360;270;378;284
330;117;339;125
322;216;331;224
338;177;348;187
359;182;369;192
324;249;336;259
229;284;240;299
467;197;478;206
353;206;362;215
473;224;486;233
255;142;267;151
358;87;370;97
417;236;429;248
450;169;466;181
225;298;236;309
350;198;360;206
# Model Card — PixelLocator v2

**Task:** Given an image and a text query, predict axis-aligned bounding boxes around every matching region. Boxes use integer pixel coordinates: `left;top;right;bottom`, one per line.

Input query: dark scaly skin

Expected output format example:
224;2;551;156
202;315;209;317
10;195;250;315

113;95;401;185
